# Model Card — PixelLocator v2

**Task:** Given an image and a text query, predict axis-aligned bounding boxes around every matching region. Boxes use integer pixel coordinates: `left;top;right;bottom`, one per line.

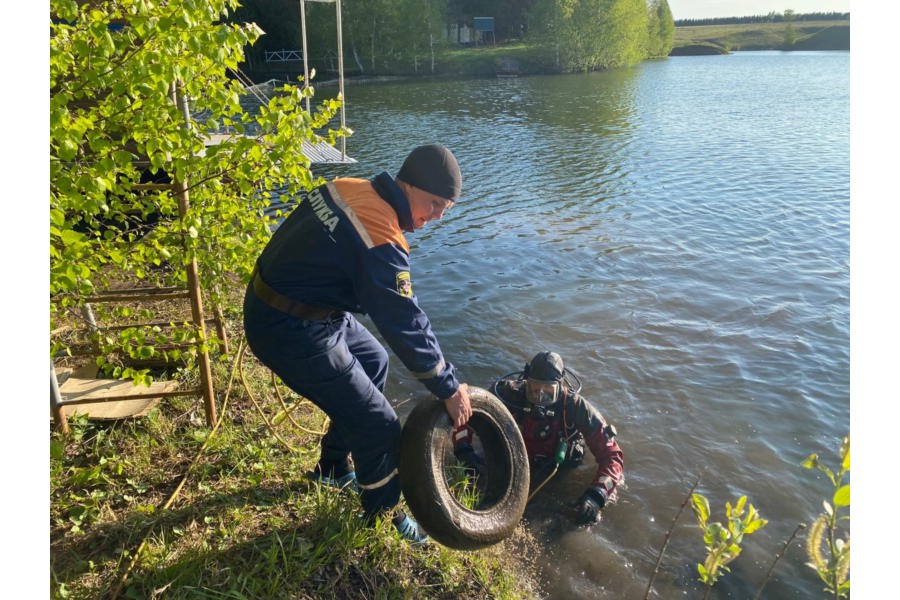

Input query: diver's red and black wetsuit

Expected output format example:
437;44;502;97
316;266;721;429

454;375;624;502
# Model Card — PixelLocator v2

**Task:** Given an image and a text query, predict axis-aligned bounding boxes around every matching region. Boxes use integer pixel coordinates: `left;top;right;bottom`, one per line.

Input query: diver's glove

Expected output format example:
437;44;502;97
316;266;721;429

573;486;607;524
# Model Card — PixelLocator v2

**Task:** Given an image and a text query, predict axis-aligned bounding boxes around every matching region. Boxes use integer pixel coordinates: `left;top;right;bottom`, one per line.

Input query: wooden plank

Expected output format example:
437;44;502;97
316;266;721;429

84;290;191;303
58;377;180;420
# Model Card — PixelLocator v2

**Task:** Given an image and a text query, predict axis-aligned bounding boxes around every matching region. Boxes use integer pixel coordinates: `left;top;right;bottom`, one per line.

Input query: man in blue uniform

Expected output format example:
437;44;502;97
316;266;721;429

243;144;472;544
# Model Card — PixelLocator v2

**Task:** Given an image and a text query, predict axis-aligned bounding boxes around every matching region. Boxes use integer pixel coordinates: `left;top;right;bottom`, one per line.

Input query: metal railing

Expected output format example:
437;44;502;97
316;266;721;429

264;49;303;62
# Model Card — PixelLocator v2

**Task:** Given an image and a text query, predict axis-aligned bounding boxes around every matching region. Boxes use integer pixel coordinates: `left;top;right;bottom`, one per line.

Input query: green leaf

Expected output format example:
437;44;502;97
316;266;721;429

61;229;86;246
833;485;850;507
57;138;79;161
801;453;818;469
50;439;65;461
715;522;728;542
743;518;768;535
50;0;328;376
691;493;710;524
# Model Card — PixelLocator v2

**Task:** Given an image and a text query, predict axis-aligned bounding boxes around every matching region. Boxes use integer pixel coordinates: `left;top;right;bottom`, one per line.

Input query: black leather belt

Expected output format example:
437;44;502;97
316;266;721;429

251;268;343;322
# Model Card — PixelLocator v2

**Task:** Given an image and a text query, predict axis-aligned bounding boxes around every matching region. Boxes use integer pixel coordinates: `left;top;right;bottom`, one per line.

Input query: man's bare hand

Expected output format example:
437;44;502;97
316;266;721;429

443;383;472;428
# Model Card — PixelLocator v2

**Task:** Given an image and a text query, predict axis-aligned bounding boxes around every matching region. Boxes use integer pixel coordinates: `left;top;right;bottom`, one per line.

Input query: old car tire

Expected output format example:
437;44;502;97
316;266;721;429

399;386;529;550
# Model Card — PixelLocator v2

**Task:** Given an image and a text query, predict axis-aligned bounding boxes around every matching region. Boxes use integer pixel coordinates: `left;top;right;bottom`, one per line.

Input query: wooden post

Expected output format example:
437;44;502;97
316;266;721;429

174;82;218;427
50;359;69;435
213;302;229;355
81;302;101;356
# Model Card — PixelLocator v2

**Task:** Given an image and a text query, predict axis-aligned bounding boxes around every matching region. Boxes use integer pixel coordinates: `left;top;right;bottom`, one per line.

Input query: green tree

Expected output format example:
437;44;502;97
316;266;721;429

646;0;674;58
393;0;447;73
529;0;651;73
782;8;797;47
596;0;649;69
50;0;345;374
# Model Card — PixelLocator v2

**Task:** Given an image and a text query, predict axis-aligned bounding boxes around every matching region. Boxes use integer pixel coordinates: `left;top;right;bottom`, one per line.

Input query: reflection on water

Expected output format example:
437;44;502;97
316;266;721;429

307;51;848;599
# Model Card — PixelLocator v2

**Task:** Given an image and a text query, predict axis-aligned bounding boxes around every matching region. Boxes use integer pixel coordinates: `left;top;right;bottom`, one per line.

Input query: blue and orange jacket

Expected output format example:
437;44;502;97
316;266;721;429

255;172;460;400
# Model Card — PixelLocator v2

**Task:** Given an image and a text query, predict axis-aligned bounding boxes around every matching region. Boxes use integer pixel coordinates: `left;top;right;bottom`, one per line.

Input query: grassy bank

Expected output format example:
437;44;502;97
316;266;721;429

50;286;543;599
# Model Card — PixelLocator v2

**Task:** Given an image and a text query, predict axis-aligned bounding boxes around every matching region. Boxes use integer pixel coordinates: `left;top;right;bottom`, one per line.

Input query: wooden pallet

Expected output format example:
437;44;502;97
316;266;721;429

53;366;181;421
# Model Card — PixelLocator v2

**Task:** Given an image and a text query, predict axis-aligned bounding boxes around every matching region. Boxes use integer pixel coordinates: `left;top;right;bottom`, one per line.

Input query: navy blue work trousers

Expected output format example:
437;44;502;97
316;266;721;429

242;286;402;516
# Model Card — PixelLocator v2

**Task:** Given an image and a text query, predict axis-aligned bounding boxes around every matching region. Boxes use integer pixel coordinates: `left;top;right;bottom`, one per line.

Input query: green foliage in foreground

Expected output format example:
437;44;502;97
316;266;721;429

690;494;768;596
645;434;850;600
50;0;346;376
802;435;850;599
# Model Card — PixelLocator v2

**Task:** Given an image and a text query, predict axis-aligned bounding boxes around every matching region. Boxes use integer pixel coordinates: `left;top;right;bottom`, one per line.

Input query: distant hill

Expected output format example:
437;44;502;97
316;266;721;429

672;19;850;54
675;12;849;27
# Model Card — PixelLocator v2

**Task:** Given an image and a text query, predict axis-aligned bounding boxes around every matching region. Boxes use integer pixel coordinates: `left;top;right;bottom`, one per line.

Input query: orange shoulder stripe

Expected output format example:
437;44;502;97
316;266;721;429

331;178;409;253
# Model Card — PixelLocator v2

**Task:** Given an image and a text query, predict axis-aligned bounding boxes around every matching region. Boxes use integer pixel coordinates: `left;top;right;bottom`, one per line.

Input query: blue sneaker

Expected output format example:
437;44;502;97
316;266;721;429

307;469;359;493
393;513;429;545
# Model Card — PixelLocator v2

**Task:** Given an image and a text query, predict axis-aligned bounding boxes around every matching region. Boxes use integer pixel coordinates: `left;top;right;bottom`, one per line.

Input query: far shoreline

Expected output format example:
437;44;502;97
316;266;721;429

240;20;849;82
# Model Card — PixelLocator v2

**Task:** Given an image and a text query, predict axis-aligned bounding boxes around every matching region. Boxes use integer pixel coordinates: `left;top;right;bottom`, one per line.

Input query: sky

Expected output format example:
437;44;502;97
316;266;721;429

669;0;850;20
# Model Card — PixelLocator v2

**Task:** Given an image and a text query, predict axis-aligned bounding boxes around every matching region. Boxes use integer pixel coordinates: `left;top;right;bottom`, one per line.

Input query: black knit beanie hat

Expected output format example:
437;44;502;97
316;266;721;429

396;144;462;200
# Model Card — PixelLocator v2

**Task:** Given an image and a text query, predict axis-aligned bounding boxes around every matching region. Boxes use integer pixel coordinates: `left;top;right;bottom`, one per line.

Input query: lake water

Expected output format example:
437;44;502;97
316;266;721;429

306;51;850;599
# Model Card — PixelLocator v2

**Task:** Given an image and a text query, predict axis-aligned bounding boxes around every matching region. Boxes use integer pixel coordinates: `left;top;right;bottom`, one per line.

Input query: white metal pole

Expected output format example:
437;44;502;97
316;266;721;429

336;0;346;159
300;0;311;114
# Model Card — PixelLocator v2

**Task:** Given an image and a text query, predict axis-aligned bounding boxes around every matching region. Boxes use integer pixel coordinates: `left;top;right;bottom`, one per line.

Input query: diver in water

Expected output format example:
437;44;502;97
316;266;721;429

454;351;624;524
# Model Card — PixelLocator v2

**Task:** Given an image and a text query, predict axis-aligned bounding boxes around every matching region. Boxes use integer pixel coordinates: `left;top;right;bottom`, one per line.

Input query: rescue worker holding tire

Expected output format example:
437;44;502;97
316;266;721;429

454;351;624;524
243;144;472;545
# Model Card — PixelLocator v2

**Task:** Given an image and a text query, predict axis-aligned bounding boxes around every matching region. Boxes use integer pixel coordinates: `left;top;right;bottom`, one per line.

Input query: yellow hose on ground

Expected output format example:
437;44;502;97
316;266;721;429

240;343;300;453
270;369;329;436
